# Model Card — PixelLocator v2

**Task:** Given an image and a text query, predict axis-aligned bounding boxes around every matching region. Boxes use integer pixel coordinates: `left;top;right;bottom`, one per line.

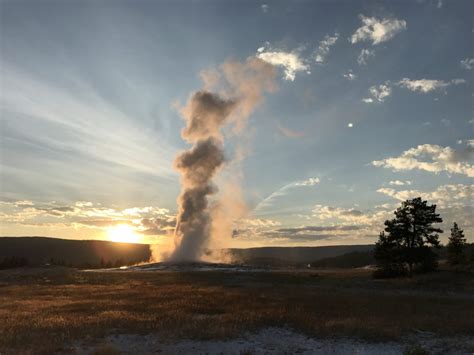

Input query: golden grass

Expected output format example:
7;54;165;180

0;267;473;353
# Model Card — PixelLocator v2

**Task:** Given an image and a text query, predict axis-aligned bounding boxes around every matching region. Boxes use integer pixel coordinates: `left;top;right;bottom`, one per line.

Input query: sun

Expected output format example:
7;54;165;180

107;225;141;243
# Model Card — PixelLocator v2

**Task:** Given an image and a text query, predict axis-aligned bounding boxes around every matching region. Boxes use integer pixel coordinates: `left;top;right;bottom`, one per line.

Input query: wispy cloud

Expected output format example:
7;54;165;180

312;205;365;221
343;70;357;80
1;64;177;203
255;177;321;211
256;46;310;81
314;33;339;63
256;33;339;81
389;180;412;186
441;118;451;126
277;123;306;138
461;58;474;70
357;49;375;65
233;221;371;244
350;15;406;45
397;78;466;93
362;77;466;103
363;83;392;103
294;177;320;186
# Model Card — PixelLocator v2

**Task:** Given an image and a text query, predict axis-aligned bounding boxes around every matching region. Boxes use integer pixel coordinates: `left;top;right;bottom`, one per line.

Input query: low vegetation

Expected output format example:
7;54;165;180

0;267;473;353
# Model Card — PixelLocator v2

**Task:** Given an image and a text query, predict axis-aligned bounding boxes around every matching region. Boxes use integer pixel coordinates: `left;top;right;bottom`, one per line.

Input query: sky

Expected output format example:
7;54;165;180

0;0;473;248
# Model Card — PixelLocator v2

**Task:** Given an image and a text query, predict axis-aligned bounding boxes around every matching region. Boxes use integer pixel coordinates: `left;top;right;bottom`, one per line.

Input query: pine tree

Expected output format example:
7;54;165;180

447;222;466;266
374;197;443;277
374;231;405;277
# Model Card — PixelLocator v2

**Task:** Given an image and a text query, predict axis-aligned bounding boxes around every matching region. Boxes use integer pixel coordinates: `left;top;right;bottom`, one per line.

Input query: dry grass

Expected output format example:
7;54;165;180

0;267;473;353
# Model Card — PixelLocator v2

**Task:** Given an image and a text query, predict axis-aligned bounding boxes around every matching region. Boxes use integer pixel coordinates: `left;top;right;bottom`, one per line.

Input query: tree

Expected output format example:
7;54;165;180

447;222;466;266
374;197;443;277
374;231;406;277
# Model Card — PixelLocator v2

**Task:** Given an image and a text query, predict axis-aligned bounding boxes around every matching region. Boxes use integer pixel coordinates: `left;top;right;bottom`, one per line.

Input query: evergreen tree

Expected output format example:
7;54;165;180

374;231;405;277
374;197;443;277
447;222;466;266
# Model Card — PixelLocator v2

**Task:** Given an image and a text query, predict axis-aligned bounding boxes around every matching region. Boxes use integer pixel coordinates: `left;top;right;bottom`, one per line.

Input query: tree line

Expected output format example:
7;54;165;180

374;197;472;278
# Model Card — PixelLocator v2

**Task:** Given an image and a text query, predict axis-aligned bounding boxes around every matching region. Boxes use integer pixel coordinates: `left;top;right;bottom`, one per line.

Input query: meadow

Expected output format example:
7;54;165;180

0;266;473;354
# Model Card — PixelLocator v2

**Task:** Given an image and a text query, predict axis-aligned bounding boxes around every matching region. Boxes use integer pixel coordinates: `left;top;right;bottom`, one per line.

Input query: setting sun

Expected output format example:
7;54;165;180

107;225;141;244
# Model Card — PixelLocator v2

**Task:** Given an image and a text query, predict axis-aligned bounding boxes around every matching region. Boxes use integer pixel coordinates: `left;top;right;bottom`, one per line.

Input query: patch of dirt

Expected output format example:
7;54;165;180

76;327;474;355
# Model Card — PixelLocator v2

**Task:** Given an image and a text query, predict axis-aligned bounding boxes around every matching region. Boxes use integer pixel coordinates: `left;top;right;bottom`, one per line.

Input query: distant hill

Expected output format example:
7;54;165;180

0;237;151;268
227;245;374;266
309;250;375;268
306;246;474;269
0;237;376;269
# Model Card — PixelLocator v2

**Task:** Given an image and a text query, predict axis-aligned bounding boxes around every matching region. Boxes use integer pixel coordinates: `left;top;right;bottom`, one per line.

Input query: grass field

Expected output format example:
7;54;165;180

0;267;473;353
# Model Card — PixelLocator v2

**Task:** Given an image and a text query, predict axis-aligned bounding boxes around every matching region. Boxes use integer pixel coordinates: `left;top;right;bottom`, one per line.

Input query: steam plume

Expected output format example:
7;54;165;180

169;57;277;262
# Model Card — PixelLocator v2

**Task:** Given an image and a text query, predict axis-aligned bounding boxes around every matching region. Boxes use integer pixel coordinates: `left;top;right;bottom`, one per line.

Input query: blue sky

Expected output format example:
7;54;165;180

1;0;472;246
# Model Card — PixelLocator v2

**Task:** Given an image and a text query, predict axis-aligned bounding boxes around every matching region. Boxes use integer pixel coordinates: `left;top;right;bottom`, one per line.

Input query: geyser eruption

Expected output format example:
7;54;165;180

169;58;277;262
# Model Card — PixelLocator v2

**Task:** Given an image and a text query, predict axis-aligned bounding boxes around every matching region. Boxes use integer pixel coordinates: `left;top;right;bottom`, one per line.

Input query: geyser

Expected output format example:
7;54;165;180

169;57;277;262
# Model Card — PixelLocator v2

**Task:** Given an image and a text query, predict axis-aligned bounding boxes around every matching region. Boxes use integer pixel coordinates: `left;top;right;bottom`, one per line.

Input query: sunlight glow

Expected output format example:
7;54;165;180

107;225;141;243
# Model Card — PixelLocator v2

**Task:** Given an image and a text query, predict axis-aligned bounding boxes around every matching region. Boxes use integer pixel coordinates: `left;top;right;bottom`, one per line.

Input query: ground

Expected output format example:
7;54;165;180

0;266;473;354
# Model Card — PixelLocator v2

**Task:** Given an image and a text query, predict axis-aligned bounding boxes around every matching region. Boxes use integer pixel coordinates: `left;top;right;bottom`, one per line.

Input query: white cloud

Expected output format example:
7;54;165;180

389;180;412;186
240;218;280;227
261;4;269;13
461;58;474;70
372;142;474;177
357;49;375;65
377;184;473;208
315;33;339;63
312;205;365;221
397;78;466;93
348;123;354;128
294;177;320;186
350;15;407;45
363;83;392;103
343;70;357;80
311;205;392;228
257;47;310;81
